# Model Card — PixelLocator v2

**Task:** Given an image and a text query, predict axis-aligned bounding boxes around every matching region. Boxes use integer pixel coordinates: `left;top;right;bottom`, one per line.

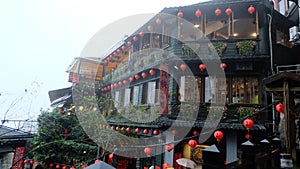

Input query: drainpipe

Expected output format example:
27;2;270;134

267;2;277;134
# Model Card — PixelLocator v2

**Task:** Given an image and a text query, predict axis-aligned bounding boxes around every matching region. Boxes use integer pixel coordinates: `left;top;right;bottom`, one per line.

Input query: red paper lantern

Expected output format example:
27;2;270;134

113;52;117;56
24;160;29;164
135;74;140;80
123;80;128;85
143;129;149;134
156;18;162;25
111;126;115;130
245;133;252;140
121;127;125;131
149;69;155;75
127;41;132;46
144;147;152;156
147;25;153;32
133;36;139;41
199;64;206;71
81;164;88;168
214;130;224;141
165;144;173;152
135;128;140;133
243;118;254;130
139;32;144;37
49;163;54;168
129;77;134;82
109;153;114;160
126;127;131;132
180;64;187;71
215;8;222;16
172;129;177;135
193;130;199;136
225;8;232;15
117;49;121;53
118;81;122;86
153;129;159;135
142;72;147;78
195;9;202;17
62;166;67;169
116;126;120;131
177;11;183;18
276;103;284;113
248;5;255;14
56;164;60;169
70;167;76;169
109;55;113;59
163;163;170;169
121;45;126;50
220;63;227;69
188;139;197;148
114;83;118;87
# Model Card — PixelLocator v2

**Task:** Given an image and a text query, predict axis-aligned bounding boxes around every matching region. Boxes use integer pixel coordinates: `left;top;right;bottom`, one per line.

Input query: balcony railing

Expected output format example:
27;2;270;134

166;38;261;59
101;38;262;85
169;102;264;123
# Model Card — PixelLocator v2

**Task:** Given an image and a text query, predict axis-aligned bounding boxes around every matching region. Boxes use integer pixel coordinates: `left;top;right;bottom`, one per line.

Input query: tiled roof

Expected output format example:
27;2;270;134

107;115;266;131
0;125;33;141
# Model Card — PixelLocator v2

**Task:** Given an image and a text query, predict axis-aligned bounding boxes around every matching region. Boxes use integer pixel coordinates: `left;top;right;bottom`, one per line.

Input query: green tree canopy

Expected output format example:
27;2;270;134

30;108;98;168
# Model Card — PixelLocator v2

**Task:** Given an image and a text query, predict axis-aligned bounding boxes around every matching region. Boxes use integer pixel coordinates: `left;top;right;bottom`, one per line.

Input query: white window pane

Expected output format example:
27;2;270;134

115;91;120;108
124;88;131;106
147;81;156;104
133;86;139;105
180;76;185;101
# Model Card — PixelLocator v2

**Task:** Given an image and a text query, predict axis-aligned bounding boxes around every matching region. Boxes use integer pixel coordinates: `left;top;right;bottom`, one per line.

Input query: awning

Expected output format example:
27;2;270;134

48;87;72;107
86;161;115;169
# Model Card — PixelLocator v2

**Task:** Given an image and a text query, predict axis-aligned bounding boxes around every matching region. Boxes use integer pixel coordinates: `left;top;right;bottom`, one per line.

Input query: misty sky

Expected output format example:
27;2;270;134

0;0;206;127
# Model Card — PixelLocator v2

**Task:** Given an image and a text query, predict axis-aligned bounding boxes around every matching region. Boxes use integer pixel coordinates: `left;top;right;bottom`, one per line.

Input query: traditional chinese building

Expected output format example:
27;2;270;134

0;125;33;169
50;0;300;168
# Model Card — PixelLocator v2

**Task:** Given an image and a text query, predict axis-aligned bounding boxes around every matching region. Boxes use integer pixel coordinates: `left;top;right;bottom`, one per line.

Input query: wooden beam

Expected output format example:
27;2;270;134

265;87;300;92
283;81;291;154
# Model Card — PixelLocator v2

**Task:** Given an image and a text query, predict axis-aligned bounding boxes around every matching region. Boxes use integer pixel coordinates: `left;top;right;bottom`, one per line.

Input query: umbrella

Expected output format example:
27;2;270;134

85;161;116;169
176;158;197;169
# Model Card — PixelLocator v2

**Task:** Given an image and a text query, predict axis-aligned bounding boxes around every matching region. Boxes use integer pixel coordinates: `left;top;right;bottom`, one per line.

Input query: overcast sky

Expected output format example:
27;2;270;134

0;0;207;127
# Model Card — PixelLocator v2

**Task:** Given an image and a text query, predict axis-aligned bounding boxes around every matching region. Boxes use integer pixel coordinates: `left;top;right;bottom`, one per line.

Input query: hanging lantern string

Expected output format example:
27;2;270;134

118;128;216;149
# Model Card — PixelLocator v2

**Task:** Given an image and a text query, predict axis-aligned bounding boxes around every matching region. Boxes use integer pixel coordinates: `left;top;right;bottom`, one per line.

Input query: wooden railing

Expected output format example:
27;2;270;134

169;102;264;123
165;38;261;59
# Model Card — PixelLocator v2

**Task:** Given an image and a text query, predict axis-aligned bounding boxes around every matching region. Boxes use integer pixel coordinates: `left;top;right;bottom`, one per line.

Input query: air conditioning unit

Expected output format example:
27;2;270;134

289;26;299;42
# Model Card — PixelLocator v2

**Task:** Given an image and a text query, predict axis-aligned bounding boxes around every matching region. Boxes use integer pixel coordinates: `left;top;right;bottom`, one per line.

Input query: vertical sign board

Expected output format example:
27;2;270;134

160;64;169;114
12;147;25;169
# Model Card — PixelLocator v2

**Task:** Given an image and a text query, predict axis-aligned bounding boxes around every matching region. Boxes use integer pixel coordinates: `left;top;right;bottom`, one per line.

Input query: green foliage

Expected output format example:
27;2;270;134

209;42;227;56
236;40;256;56
30;108;98;167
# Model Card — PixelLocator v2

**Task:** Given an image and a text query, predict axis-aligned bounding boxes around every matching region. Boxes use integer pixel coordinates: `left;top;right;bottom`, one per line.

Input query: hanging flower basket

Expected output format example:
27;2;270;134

209;42;227;56
236;40;256;56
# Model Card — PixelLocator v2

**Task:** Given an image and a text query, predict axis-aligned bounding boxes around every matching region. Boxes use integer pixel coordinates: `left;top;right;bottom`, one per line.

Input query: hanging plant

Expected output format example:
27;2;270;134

209;42;227;56
236;40;256;56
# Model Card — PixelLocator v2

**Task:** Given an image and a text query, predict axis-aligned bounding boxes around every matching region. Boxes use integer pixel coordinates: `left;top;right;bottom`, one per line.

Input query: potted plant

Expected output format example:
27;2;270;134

236;40;256;56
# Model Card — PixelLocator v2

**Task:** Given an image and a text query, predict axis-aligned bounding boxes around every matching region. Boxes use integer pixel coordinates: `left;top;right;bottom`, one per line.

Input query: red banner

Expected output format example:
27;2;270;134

12;147;25;169
160;64;169;114
173;153;183;169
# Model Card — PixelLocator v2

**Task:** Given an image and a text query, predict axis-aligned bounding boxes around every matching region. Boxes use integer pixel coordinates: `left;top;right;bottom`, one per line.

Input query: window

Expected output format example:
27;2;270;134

147;81;156;104
231;77;259;104
124;88;131;106
205;76;227;103
132;86;140;105
179;76;201;102
114;91;120;108
206;11;257;40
